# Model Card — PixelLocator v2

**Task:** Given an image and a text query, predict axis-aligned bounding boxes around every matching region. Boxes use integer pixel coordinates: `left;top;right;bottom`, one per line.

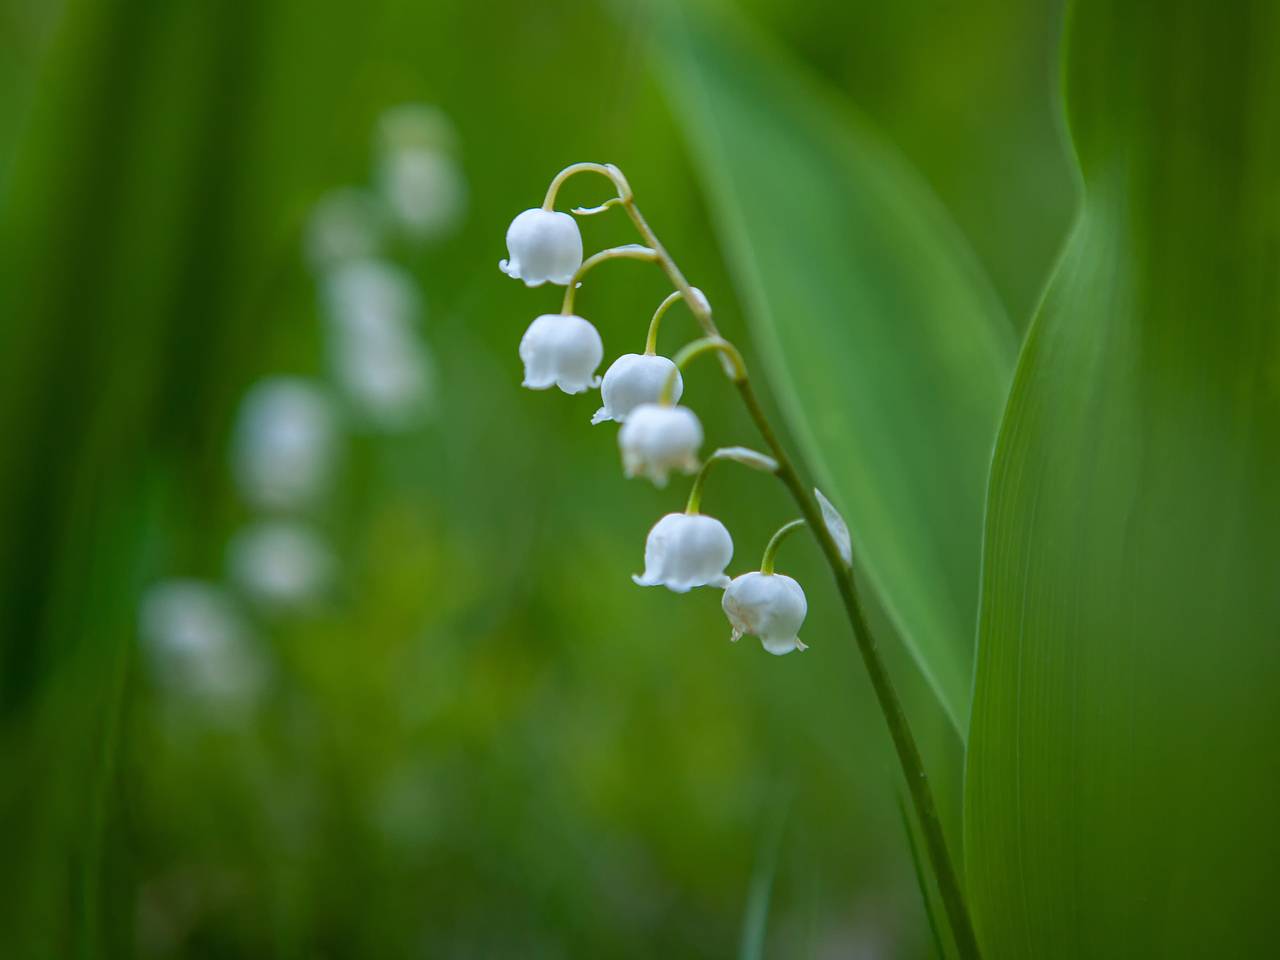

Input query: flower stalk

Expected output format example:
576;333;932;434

561;244;659;315
508;162;981;959
760;519;806;574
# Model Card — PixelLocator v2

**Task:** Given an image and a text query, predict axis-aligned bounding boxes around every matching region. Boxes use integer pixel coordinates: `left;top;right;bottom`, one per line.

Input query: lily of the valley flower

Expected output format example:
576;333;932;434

499;208;583;286
519;314;604;394
617;403;702;486
592;354;683;425
633;512;733;592
722;572;808;655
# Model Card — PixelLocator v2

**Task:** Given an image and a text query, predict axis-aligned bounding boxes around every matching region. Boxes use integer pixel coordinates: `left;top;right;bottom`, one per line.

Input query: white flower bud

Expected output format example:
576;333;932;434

499;208;583;286
723;572;808;655
519;313;604;394
617;403;702;486
591;354;683;425
633;513;733;592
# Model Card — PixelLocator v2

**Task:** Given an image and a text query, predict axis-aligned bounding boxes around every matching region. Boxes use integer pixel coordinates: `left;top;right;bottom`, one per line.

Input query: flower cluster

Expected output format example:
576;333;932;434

501;164;809;655
141;105;470;708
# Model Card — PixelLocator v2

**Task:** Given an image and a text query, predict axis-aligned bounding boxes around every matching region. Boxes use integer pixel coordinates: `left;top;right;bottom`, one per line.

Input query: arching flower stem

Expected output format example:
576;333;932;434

542;163;731;373
646;288;712;356
659;337;747;405
733;375;982;960
646;291;683;355
585;168;984;960
684;446;777;516
560;245;659;315
760;519;806;574
542;162;632;211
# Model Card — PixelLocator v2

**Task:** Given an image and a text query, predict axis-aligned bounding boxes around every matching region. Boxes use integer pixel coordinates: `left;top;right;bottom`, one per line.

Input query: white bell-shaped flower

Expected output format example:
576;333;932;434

499;208;583;286
519;313;603;394
723;572;808;655
617;403;702;486
231;377;338;512
633;512;734;592
592;354;683;425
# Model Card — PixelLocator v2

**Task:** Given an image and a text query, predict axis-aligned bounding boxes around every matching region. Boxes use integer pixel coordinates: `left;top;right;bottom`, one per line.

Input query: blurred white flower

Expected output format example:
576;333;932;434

617;403;702;486
227;520;337;612
592;354;682;425
323;258;432;429
633;512;733;592
499;209;582;287
323;258;422;329
138;580;266;701
519;313;603;394
378;146;466;239
722;572;808;655
304;188;385;270
232;377;338;511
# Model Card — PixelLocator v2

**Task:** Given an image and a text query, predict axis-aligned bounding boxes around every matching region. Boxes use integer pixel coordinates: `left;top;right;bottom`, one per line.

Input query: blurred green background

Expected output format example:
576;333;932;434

0;0;1074;956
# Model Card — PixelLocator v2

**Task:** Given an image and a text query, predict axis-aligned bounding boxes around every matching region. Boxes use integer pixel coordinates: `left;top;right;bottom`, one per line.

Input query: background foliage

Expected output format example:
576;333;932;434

1;0;1100;956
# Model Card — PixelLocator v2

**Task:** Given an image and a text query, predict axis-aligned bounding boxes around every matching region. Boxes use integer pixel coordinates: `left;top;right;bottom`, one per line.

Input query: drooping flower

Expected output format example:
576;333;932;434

375;104;466;239
592;354;683;425
633;513;733;592
231;377;338;512
499;208;583;286
519;313;604;394
227;521;337;612
138;580;266;703
722;572;808;655
617;403;702;486
322;259;432;429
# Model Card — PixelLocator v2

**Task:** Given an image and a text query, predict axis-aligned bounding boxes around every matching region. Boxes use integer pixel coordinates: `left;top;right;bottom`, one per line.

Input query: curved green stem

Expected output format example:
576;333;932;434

645;288;710;355
561;245;658;315
683;446;776;515
542;161;631;211
735;378;981;960
606;183;982;960
761;519;806;574
660;337;747;405
646;291;682;355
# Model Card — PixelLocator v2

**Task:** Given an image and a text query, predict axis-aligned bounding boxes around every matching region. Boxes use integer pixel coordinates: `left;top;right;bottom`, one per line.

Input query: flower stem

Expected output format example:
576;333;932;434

760;519;806;574
646;291;683;355
684;446;775;514
661;336;747;405
735;377;981;960
560;245;658;315
616;184;983;959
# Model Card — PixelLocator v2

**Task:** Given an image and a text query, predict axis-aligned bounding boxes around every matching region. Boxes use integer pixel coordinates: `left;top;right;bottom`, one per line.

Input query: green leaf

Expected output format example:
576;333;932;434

964;3;1280;955
656;4;1016;733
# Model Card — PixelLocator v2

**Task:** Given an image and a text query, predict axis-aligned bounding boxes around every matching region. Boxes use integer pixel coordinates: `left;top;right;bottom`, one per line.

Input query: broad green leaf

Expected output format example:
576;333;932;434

656;4;1016;733
965;3;1280;956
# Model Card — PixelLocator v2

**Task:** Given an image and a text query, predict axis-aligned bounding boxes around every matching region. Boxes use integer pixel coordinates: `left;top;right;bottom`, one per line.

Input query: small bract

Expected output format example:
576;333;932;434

723;572;808;655
633;512;734;592
519;313;604;394
592;354;683;425
499;208;583;287
617;403;702;486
